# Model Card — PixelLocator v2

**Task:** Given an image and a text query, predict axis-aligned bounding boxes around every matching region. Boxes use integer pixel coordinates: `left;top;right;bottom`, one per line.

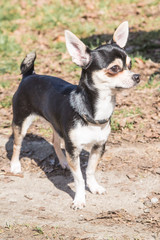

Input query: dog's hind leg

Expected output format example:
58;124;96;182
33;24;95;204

10;114;36;173
86;144;106;194
52;129;69;169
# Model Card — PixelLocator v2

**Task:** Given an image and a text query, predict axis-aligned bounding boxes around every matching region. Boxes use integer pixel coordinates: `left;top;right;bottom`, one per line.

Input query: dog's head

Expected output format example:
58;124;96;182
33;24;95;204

65;21;140;90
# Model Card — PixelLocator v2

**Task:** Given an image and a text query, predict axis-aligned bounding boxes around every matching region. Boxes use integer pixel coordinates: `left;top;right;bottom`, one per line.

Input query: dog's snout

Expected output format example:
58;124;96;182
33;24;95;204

132;74;140;83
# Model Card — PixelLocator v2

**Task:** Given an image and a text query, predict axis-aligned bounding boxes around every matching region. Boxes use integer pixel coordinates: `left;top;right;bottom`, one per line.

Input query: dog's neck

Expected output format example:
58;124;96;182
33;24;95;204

70;70;116;123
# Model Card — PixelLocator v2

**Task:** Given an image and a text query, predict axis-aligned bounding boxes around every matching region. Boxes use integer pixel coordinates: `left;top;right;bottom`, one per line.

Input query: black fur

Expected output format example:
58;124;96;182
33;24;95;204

13;44;127;155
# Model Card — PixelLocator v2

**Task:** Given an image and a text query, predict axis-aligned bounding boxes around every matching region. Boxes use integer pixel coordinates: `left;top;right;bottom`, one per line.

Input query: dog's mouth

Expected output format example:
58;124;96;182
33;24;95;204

115;87;123;91
115;81;138;90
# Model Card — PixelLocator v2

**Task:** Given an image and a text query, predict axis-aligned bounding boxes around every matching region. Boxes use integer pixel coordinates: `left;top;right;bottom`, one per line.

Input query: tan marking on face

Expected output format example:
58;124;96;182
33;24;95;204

104;69;116;77
105;68;126;78
107;58;123;70
104;58;124;77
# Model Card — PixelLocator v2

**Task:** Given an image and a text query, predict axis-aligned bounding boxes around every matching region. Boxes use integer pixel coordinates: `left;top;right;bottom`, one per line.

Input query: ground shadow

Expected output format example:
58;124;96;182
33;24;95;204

5;134;89;200
81;29;160;81
82;29;160;62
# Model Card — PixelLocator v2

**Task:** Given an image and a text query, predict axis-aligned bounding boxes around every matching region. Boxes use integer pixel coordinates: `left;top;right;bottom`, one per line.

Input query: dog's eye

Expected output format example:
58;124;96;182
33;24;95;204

128;61;132;70
110;65;121;73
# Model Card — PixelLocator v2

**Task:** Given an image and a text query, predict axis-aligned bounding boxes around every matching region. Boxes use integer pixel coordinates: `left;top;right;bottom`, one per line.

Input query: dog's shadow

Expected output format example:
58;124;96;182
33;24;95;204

5;134;89;200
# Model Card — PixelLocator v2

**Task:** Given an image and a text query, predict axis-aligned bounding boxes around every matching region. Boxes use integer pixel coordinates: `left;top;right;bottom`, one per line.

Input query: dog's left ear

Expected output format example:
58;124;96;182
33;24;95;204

65;30;90;67
112;21;129;48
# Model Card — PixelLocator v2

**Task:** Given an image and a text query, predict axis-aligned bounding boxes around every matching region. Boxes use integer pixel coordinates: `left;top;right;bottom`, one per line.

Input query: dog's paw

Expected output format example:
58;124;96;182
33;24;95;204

89;184;106;195
71;199;86;210
10;161;21;174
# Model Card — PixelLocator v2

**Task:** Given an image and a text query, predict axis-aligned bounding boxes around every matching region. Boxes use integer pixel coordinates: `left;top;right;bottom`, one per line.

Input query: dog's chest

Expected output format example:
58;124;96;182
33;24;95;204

94;91;115;121
69;122;111;151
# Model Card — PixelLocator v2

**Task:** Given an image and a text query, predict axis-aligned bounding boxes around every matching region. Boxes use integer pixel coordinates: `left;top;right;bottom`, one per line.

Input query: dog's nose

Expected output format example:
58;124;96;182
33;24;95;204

132;74;140;83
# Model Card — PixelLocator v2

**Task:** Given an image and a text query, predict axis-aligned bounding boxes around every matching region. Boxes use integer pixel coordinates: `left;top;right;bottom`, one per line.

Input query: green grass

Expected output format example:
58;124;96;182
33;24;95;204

33;226;44;235
0;96;12;108
111;118;135;131
29;2;96;39
0;3;21;21
111;118;121;131
82;35;106;49
111;107;144;131
0;59;19;75
0;1;21;34
130;53;146;68
124;121;134;130
0;0;159;77
114;107;144;118
39;126;52;137
137;75;160;90
5;222;12;229
52;42;66;53
71;21;96;37
0;34;21;75
30;3;84;31
0;1;22;75
0;80;11;89
0;35;21;57
0;121;11;129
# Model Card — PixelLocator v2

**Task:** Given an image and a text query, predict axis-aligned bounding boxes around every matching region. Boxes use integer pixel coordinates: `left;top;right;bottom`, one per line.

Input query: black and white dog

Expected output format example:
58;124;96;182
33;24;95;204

10;21;140;209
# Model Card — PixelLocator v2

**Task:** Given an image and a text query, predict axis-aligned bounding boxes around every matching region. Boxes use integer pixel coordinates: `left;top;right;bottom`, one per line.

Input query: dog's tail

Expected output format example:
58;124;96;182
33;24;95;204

20;51;36;78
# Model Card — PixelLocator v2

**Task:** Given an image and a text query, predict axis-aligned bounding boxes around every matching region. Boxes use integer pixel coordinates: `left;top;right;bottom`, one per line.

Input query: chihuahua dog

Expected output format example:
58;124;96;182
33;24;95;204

10;21;140;209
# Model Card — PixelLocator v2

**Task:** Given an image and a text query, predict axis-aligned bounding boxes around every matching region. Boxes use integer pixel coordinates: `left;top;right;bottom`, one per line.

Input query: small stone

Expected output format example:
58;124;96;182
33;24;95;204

39;207;45;211
79;214;84;221
126;173;136;180
144;208;150;213
151;197;158;204
24;195;33;200
156;168;160;175
143;200;152;208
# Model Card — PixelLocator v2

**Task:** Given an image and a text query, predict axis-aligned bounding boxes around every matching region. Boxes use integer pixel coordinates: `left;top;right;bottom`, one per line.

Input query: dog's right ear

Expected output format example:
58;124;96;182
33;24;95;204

65;30;90;67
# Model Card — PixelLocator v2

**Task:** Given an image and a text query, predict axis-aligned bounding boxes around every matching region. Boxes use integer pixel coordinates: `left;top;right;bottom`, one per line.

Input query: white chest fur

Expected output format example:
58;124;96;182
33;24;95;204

69;122;111;151
92;71;116;121
95;92;115;121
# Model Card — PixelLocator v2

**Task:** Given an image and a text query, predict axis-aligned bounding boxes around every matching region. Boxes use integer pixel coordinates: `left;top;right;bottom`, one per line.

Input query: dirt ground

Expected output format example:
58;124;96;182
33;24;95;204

0;135;160;240
0;0;160;239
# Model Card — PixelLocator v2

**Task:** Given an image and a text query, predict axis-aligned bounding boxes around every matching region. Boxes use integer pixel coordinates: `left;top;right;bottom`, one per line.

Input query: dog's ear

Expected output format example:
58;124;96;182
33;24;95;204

112;21;129;48
65;30;90;67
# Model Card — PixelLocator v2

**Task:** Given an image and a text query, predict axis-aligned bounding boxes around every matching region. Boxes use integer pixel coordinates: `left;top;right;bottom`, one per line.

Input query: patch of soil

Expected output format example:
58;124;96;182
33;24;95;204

0;134;160;239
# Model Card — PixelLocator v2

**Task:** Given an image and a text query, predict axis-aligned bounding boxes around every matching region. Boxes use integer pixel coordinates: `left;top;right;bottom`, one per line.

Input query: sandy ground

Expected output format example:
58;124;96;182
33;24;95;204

0;132;160;240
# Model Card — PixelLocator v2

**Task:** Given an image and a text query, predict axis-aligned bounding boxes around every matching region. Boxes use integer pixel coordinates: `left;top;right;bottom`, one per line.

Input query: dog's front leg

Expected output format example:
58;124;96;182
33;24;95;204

86;144;106;194
66;151;85;210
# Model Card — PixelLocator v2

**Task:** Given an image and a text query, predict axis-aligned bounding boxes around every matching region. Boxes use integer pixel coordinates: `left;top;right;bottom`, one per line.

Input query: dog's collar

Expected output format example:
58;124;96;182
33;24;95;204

81;114;111;125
